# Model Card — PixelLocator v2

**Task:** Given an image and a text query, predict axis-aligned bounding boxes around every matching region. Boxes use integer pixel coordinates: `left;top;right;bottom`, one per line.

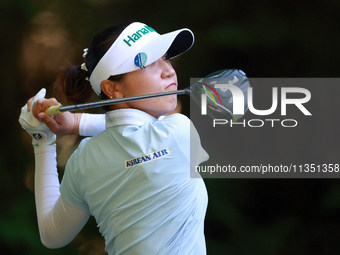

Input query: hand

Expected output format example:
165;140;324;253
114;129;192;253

19;89;57;146
27;94;81;136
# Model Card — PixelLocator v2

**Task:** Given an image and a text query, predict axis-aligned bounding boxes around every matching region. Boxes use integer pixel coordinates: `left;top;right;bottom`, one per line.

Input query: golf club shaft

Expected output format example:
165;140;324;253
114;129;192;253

45;88;190;115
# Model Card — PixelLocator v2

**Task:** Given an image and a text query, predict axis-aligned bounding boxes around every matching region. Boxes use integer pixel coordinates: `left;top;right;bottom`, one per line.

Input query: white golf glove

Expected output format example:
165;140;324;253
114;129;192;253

19;88;56;146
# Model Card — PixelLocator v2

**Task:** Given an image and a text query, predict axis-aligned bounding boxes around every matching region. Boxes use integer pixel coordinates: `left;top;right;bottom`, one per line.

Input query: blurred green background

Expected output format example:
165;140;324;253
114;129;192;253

1;0;340;254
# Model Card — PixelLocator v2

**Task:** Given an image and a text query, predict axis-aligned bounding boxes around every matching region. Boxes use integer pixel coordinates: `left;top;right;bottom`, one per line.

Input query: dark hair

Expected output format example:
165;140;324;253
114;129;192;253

54;21;132;105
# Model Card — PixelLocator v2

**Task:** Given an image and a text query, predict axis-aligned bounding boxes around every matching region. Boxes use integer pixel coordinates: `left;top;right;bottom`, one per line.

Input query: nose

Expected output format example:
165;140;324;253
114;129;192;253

159;58;176;79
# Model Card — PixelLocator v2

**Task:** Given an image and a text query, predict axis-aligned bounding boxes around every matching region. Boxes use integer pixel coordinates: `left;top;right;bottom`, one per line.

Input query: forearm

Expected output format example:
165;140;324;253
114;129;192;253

21;90;91;249
34;144;61;246
34;144;90;248
34;144;60;229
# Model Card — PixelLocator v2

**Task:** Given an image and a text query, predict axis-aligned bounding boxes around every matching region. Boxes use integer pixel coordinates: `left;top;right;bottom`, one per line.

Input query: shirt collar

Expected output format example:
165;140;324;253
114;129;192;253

105;109;158;128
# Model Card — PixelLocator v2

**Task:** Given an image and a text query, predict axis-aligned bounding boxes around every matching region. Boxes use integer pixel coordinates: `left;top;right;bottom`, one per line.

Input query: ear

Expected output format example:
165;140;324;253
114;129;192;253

101;80;123;99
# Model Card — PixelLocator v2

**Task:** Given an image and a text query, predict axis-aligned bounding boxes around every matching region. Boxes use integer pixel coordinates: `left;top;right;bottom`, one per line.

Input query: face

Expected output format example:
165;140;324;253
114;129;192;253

113;55;178;118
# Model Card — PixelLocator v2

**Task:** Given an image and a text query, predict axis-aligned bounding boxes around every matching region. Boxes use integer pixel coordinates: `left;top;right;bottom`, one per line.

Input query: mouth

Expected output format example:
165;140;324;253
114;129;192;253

165;83;177;91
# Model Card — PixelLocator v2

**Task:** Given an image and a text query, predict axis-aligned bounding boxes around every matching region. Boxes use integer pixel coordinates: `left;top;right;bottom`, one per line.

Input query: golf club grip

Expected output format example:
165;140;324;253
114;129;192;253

45;105;62;115
45;89;189;115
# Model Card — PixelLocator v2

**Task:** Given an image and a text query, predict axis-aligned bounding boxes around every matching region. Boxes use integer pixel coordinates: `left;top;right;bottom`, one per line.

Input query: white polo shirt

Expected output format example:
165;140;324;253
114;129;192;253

60;109;209;255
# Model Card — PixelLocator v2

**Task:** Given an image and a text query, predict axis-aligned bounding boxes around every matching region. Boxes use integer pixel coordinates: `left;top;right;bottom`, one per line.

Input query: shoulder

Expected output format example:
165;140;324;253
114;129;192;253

75;137;92;154
66;137;92;167
161;113;190;122
156;113;191;131
157;113;200;138
151;114;190;142
154;114;200;156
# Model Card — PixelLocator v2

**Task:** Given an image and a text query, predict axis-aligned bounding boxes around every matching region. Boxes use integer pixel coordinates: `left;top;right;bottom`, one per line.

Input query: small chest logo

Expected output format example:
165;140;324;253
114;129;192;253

125;147;171;168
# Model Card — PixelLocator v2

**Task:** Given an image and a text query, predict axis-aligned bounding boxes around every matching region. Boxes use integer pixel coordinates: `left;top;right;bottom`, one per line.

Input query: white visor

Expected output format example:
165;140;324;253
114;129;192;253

89;22;194;95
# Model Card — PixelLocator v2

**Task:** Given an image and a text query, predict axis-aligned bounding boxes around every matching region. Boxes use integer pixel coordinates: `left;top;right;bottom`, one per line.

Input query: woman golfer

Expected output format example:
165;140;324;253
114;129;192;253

19;21;209;254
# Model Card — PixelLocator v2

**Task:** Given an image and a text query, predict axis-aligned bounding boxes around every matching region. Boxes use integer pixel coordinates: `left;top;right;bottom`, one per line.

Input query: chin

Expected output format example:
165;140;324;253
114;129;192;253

163;101;179;116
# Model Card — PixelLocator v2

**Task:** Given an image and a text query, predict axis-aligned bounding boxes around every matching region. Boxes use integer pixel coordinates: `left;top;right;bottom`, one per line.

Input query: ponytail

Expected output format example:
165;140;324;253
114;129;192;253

53;65;93;104
54;21;133;105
